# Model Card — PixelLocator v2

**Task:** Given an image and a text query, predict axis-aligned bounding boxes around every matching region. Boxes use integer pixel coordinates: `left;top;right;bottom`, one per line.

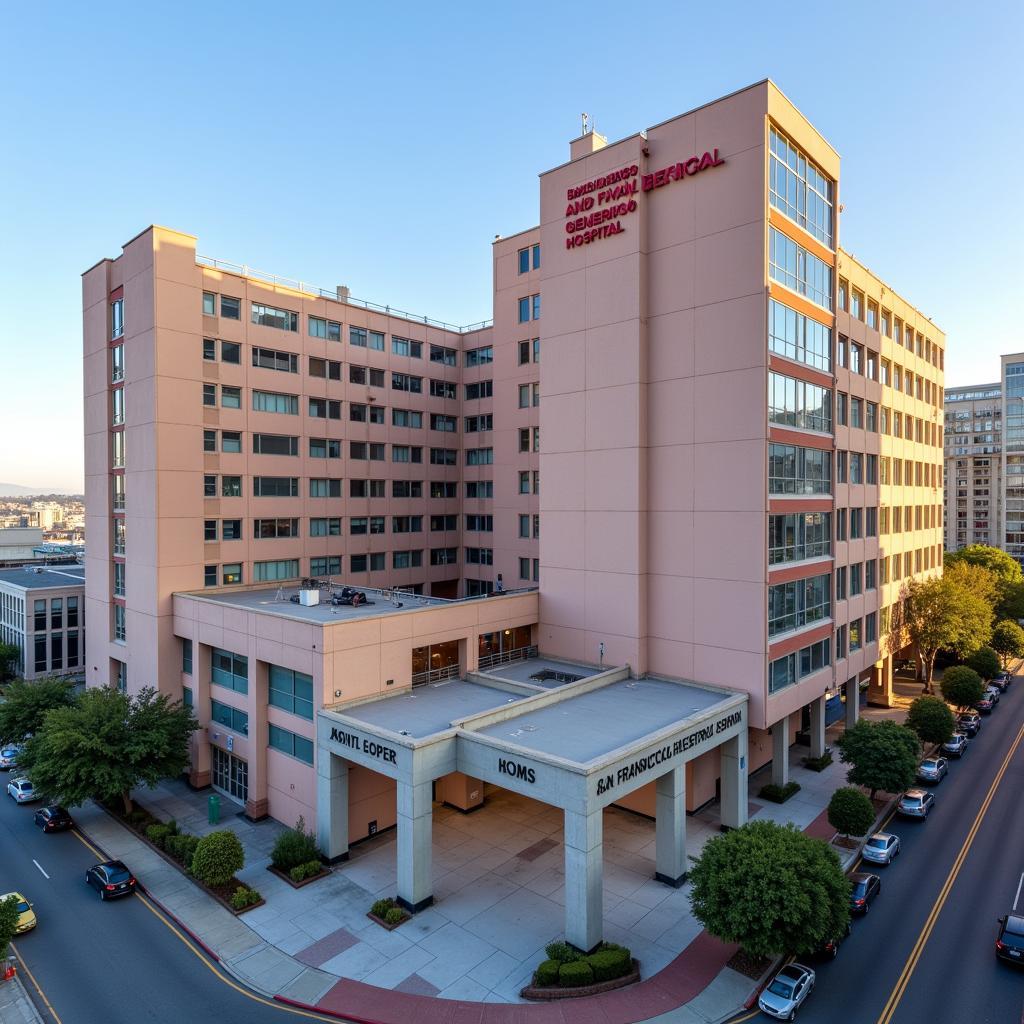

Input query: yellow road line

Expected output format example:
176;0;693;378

875;720;1024;1024
10;939;63;1024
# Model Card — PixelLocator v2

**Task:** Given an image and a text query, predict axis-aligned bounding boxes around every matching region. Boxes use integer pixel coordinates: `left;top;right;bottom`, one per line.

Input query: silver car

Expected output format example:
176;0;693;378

758;963;815;1020
917;756;948;783
942;732;969;758
897;788;935;819
862;831;901;865
7;778;37;804
0;746;21;770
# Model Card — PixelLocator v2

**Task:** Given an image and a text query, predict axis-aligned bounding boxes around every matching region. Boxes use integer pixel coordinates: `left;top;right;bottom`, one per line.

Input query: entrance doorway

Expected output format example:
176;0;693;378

211;746;248;804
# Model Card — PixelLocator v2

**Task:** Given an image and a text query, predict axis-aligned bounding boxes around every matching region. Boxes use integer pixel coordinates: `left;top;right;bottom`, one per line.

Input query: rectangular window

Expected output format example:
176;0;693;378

254;518;299;539
768;372;832;433
310;517;342;536
221;431;241;453
850;397;863;429
465;514;494;532
518;294;541;322
431;514;458;531
251;303;298;331
431;547;458;566
269;666;314;720
464;380;492;401
464;547;493;565
391;516;423;533
310;556;342;576
203;383;217;407
767;299;832;372
220;386;241;409
768;443;832;495
112;517;126;554
221;341;240;364
202;292;215;316
850;342;862;375
222;519;242;540
394;409;425;429
111;344;125;382
768;573;832;637
204;565;217;587
849;618;862;652
466;447;493;466
850;562;862;596
252;433;299;456
391;373;422;394
835;566;847;600
113;562;125;596
768;126;835;247
392;480;423;498
211;699;249;736
431;448;457;466
836;625;847;660
308;398;341;419
221;563;242;585
212;648;248;693
768;637;831;695
768;512;832;565
253;476;299;497
268;725;314;765
252;347;299;373
220;296;240;320
309;478;342;498
432;481;457;498
430;344;457;366
768;227;834;309
204;519;217;542
309;438;340;459
464;414;492;433
430;413;457;432
253;391;299;415
465;346;493;367
391;337;423;359
464;481;492;499
392;550;423;569
254;559;299;582
308;356;342;379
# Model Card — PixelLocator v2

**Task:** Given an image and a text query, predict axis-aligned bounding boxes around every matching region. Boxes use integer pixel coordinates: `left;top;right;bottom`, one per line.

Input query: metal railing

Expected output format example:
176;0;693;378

411;664;460;687
477;645;538;670
196;255;492;334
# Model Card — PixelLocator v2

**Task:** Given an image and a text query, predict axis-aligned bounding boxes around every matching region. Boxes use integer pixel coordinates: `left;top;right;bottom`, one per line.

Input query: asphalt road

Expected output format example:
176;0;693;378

752;676;1024;1024
0;789;339;1024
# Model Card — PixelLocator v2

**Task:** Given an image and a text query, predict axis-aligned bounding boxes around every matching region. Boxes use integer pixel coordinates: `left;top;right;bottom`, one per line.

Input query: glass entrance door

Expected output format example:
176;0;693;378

211;746;248;804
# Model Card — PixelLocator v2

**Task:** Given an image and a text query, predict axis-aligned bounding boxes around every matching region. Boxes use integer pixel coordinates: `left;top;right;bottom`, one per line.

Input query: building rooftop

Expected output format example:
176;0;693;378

335;679;525;739
477;657;604;689
471;677;739;766
0;565;85;590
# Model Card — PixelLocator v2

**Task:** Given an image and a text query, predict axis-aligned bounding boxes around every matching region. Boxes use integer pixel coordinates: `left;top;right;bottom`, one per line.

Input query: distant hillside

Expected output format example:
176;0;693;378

0;483;79;498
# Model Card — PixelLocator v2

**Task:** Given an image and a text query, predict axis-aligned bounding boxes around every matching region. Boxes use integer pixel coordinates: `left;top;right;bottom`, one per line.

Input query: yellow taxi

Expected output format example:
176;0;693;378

0;892;36;933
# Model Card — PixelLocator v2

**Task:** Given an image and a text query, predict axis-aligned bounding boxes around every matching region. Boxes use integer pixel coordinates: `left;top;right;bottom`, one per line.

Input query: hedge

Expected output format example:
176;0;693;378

536;960;561;986
558;961;594;987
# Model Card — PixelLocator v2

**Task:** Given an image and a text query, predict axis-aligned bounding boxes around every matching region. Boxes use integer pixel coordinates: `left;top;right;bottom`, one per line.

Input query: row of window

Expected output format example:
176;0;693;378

768;573;831;637
837;282;943;369
203;514;495;541
769;637;831;695
31;597;80;632
32;630;83;673
203;475;505;501
837;339;943;412
204;430;501;460
768;227;833;311
835;613;878;659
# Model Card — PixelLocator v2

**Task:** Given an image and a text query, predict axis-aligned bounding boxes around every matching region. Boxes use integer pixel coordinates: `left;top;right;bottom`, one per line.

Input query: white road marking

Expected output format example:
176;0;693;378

32;859;49;879
1014;871;1024;912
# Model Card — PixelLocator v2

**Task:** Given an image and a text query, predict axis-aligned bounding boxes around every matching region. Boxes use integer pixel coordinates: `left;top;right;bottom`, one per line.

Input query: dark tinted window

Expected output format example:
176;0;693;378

104;864;131;882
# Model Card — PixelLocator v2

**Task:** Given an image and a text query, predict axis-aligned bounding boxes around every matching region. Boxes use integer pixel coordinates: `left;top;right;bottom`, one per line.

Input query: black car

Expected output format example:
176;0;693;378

85;860;136;900
996;914;1024;965
814;920;852;960
33;806;73;833
849;872;881;914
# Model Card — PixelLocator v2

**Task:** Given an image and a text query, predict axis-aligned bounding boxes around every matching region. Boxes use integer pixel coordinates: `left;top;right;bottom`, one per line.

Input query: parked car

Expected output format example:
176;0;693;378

897;788;935;819
958;711;982;736
862;832;901;865
993;671;1012;693
985;686;1001;706
976;693;996;714
85;861;136;900
942;732;969;758
813;921;852;960
758;962;816;1019
917;756;949;784
33;806;73;833
0;892;36;934
849;872;882;914
0;746;21;770
996;914;1024;965
7;777;38;804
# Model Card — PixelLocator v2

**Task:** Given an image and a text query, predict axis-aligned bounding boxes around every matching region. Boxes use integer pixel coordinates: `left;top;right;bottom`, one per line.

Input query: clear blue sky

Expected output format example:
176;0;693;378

2;0;1021;491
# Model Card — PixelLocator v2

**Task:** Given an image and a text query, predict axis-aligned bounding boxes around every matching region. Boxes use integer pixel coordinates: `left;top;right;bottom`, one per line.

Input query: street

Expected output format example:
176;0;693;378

0;793;337;1024
752;677;1024;1024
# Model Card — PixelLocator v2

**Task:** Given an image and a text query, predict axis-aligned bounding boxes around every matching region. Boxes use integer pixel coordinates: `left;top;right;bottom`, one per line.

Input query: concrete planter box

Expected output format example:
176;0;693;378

267;864;331;889
366;910;410;931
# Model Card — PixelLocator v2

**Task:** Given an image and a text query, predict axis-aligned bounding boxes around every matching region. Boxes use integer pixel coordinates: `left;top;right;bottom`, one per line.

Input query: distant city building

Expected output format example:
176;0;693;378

0;565;86;680
0;527;45;566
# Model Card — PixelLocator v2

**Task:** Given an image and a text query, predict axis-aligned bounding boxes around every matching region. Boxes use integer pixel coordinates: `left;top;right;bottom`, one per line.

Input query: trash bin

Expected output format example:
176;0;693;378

208;793;220;825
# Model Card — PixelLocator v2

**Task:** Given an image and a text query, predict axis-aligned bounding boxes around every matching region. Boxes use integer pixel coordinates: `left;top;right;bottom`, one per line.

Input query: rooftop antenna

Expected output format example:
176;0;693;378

581;112;591;135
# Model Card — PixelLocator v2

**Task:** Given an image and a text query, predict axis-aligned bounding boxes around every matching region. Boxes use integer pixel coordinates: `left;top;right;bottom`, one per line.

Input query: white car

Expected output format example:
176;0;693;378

758;962;815;1020
861;831;901;865
7;778;38;803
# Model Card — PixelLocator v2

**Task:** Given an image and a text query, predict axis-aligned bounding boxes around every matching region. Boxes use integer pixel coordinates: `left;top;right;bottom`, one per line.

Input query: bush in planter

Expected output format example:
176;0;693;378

535;959;560;986
146;824;173;848
127;809;150;828
271;816;321;872
558;960;594;987
230;886;261;911
804;751;833;772
289;859;322;883
165;834;200;870
544;940;582;963
586;946;632;982
758;781;801;803
371;898;396;919
191;830;245;887
827;787;875;838
384;906;404;926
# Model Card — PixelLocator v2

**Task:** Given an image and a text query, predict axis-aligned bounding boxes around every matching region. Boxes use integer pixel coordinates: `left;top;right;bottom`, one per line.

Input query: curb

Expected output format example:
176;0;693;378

742;955;784;1010
274;993;385;1024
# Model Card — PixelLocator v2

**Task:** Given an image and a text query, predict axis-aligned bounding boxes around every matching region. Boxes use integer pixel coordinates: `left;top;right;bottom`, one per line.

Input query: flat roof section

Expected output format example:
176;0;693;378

471;677;733;766
178;583;449;625
0;566;86;590
478;657;604;689
338;679;523;739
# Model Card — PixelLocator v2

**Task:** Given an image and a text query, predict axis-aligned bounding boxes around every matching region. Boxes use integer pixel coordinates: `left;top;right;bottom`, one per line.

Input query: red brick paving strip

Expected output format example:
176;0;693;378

294;926;359;967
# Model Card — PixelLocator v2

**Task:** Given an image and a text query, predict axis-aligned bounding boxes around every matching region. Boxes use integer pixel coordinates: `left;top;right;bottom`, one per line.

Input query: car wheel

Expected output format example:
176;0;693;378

787;1012;795;1022
863;901;870;914
98;888;105;901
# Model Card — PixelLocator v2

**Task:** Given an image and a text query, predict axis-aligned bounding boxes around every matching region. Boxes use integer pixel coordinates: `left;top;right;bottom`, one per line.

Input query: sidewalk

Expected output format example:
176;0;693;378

0;975;43;1024
70;734;870;1024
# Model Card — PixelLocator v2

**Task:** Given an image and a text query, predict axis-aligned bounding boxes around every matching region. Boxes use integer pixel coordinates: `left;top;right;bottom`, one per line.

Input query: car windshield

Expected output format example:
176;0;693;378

1002;927;1024;950
902;796;921;806
1;749;16;757
867;838;887;849
105;866;130;883
921;760;937;769
767;978;795;998
15;901;29;914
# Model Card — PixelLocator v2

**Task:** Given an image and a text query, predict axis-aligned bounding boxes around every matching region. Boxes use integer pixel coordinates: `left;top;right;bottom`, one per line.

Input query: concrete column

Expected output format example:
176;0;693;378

809;696;827;759
655;766;687;887
844;678;860;730
720;730;748;831
867;657;894;707
564;808;603;952
396;780;434;913
770;718;789;787
316;753;349;863
188;642;212;788
243;659;269;821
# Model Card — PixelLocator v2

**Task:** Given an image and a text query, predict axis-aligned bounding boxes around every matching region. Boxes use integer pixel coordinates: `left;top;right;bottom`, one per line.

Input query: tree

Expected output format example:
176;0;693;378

0;676;78;745
945;545;1022;618
836;720;918;799
0;642;20;683
991;620;1024;667
827;787;875;838
939;665;985;711
944;559;999;611
967;646;1001;681
0;895;19;961
19;686;197;814
191;830;245;887
905;696;956;746
688;820;850;958
897;574;992;693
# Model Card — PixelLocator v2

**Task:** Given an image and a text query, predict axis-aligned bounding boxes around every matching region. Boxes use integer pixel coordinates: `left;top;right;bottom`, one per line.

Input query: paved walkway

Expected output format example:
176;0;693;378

0;975;42;1024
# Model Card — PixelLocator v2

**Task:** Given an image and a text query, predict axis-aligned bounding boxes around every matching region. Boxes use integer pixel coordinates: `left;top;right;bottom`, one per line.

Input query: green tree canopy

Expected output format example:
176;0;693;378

0;641;20;683
688;820;850;958
896;573;992;693
991;620;1024;667
836;720;919;799
19;686;197;814
0;895;20;961
0;676;78;745
966;646;1001;681
945;545;1022;617
905;695;956;746
827;787;875;838
939;665;985;711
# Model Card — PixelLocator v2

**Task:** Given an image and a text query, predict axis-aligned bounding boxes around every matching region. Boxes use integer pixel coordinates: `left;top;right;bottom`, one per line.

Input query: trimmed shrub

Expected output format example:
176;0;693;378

544;940;582;963
230;886;260;911
803;751;834;772
384;906;404;926
191;830;245;887
271;816;321;872
586;948;632;982
827;787;875;838
558;960;594;987
146;824;173;849
535;959;561;986
127;809;150;827
289;860;322;883
371;898;395;919
758;781;801;804
165;834;200;870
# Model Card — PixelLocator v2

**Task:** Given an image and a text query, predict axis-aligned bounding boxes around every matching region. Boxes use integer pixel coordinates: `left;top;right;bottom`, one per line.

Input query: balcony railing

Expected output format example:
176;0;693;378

411;664;460;687
477;645;539;670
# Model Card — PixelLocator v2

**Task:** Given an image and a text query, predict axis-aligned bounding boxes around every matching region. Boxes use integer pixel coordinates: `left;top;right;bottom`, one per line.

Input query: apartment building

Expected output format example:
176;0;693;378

84;81;945;947
944;382;1002;551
